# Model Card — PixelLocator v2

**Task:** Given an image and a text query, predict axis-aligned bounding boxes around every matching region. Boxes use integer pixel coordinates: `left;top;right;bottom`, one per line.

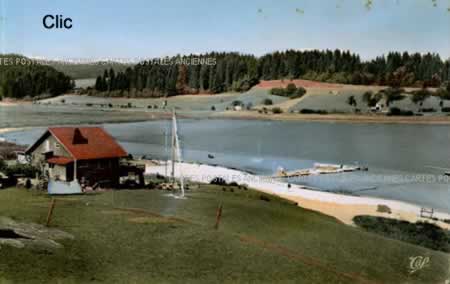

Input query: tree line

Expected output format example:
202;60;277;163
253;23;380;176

0;55;74;100
94;50;450;97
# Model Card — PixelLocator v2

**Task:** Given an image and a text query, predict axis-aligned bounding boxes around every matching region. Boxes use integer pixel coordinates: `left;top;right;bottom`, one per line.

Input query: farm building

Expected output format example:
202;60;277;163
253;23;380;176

25;127;130;189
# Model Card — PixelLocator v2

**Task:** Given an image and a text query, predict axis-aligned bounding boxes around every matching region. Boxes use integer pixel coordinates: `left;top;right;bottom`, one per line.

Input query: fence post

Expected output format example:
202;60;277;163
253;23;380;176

46;198;56;227
214;203;223;230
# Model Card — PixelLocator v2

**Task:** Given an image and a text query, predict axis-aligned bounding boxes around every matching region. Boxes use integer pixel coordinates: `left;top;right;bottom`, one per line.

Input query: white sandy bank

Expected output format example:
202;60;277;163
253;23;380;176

146;161;450;229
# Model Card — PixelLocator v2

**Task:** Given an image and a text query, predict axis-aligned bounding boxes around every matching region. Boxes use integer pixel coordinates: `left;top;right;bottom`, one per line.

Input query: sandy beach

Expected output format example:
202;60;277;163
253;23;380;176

145;161;450;230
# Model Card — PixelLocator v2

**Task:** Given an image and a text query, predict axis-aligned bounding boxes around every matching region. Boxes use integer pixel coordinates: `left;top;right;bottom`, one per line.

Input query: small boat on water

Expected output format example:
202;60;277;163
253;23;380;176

208;154;215;159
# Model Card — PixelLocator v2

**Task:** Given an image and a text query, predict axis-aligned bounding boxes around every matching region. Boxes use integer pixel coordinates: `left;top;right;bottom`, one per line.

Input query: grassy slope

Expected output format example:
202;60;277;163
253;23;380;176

0;186;449;283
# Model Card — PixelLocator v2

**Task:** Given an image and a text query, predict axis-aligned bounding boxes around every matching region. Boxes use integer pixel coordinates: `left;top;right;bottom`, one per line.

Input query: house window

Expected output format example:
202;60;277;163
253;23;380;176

79;161;89;168
45;140;50;152
55;143;61;150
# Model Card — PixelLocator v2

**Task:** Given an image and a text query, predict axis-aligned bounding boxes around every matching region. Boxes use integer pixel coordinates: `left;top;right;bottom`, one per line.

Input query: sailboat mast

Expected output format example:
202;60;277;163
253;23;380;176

171;110;185;198
171;110;176;182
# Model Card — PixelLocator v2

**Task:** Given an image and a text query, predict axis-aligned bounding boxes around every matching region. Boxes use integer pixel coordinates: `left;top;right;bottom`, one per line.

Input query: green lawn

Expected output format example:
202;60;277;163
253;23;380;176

0;186;449;283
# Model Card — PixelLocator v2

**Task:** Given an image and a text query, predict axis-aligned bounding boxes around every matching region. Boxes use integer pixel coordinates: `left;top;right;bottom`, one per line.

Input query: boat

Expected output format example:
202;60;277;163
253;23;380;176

208;154;215;159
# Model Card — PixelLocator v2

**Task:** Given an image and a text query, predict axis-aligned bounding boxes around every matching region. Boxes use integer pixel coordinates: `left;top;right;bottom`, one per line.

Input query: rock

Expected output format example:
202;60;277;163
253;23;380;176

0;216;73;250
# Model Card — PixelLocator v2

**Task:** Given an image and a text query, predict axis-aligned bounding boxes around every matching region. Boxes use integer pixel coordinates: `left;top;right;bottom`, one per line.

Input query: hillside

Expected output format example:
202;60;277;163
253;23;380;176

90;50;450;98
1;186;449;283
0;54;73;100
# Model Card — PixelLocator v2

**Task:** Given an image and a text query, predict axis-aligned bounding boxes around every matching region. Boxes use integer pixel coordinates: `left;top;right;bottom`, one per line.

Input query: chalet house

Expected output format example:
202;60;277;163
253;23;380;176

25;127;128;187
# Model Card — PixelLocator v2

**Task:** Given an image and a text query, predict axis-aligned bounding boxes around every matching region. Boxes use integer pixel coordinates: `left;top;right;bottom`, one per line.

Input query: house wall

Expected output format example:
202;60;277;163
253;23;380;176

50;164;67;181
30;135;70;167
76;158;120;186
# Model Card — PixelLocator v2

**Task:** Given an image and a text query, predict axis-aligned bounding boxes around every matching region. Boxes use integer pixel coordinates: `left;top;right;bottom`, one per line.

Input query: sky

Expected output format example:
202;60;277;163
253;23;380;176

1;0;449;61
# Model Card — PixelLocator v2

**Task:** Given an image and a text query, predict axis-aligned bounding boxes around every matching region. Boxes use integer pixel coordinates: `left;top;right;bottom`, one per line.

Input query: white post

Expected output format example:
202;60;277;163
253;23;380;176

73;159;77;181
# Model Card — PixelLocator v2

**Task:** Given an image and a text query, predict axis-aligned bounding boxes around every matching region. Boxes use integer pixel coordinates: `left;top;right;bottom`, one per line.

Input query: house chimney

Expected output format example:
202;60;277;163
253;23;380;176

72;128;88;144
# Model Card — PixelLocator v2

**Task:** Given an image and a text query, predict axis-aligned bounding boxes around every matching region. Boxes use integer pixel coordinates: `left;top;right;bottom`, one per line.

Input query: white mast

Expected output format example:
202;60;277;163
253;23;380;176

171;110;185;198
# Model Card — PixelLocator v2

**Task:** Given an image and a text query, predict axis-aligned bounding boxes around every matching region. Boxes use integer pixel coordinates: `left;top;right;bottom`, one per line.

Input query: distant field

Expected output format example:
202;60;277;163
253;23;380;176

0;186;448;283
256;79;348;89
41;88;289;112
74;78;96;89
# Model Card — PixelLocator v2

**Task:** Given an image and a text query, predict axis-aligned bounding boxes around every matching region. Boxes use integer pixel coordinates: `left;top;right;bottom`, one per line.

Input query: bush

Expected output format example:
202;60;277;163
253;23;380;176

441;107;450;112
411;89;431;104
419;108;436;113
270;84;307;99
3;164;38;178
387;107;414;116
382;87;405;106
262;98;273;106
211;105;216;111
292;87;306;99
270;88;285;96
231;77;260;92
353;216;450;253
286;83;297;95
272;107;283;114
0;159;6;170
260;195;271;202
210;177;227;186
300;109;328;115
231;100;243;107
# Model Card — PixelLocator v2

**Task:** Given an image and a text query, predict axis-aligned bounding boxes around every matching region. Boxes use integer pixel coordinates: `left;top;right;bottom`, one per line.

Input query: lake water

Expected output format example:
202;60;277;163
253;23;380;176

3;119;450;212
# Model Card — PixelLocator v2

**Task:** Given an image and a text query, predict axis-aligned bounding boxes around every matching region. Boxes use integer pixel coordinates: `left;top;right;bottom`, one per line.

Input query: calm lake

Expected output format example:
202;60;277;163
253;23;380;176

3;119;450;212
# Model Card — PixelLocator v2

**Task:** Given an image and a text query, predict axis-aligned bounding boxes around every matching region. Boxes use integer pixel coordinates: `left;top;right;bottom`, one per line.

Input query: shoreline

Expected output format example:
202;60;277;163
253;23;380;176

145;161;450;230
4;94;450;125
214;111;450;125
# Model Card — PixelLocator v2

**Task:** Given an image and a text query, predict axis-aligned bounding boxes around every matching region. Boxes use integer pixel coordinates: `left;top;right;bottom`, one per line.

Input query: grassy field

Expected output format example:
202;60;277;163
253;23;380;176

0;185;449;283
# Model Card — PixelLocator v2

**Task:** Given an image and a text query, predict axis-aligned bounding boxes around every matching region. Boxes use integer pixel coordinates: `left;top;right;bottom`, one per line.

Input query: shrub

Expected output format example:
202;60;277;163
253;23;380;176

210;177;227;186
262;98;273;106
376;205;392;214
3;164;38;178
231;100;243;107
419;108;436;113
292;87;306;99
272;107;283;114
260;195;271;202
211;105;216;111
270;84;307;99
388;107;414;116
231;77;260;92
300;109;328;115
412;89;432;104
441;107;450;112
382;87;405;106
354;216;450;253
25;179;32;189
270;88;285;96
286;83;297;95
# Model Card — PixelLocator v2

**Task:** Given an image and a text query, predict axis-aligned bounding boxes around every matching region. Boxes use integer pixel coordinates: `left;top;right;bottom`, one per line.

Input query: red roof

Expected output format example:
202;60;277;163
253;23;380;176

47;156;74;165
48;127;128;160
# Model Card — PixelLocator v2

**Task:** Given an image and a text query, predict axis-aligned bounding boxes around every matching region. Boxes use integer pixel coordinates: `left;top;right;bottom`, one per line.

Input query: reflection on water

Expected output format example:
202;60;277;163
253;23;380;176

3;119;450;212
